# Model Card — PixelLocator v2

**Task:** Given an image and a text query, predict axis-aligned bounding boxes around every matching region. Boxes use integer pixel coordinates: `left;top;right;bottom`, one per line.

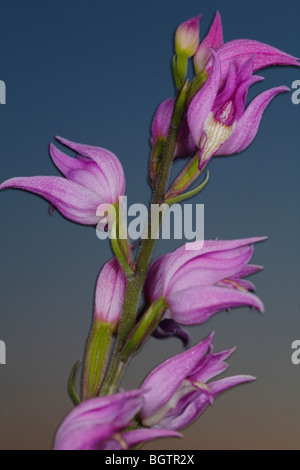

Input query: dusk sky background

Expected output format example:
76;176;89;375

0;0;299;450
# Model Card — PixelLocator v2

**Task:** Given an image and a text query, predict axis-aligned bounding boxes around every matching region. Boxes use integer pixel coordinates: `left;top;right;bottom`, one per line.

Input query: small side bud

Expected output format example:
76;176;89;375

175;15;201;58
174;16;201;88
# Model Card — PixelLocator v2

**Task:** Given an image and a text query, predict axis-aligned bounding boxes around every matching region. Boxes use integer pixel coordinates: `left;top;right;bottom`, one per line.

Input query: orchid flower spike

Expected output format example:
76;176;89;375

140;333;255;430
0;136;126;226
188;51;289;171
54;391;181;450
145;237;266;326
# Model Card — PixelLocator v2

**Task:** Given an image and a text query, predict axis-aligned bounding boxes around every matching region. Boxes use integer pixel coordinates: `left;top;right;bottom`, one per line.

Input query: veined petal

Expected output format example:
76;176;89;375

162;237;266;291
140;334;214;419
0;176;101;225
188;50;221;146
219;278;257;292
59;390;142;429
209;375;256;396
206;39;300;80
56;136;126;203
167;285;264;325
216;86;289;155
54;391;143;450
50;143;113;201
166;245;255;295
233;75;265;121
159;374;255;430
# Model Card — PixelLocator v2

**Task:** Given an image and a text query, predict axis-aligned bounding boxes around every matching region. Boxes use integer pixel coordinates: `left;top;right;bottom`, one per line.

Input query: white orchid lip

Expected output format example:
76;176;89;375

199;111;235;167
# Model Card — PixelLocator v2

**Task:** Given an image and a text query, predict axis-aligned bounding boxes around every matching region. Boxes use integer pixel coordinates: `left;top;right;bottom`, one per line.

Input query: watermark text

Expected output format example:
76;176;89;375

95;197;204;250
0;340;6;365
0;80;6;104
291;340;300;365
291;80;300;105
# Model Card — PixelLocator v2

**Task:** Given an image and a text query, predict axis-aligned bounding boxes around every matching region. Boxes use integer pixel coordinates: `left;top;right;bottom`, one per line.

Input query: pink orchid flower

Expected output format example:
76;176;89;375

0;137;125;225
188;51;289;170
145;237;265;325
140;333;255;430
54;390;180;450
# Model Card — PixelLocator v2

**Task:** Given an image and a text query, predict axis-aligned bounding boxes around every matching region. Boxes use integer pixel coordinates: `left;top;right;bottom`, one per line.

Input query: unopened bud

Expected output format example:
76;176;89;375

175;15;201;58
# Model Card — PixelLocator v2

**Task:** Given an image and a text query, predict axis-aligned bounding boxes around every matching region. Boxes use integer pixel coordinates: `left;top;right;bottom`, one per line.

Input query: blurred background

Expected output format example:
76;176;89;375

0;0;299;450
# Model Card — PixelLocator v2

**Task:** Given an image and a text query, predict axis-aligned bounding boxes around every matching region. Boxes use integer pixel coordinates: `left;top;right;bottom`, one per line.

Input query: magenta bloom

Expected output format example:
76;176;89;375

54;390;180;450
188;51;289;170
140;333;255;430
94;258;126;330
145;237;265;325
0;136;125;225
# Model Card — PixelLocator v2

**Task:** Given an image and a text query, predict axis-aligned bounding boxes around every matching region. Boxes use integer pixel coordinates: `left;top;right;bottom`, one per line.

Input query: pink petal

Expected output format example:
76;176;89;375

140;334;214;419
56;136;125;203
194;11;224;73
216;86;289;155
167;285;264;325
0;176;101;225
163;237;266;291
188;49;221;146
50;143;113;201
166;245;255;295
231;264;263;279
206;39;300;81
160;375;255;430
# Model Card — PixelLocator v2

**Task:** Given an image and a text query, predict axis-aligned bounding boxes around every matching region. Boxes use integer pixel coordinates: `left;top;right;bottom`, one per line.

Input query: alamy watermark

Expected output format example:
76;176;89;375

291;80;300;105
0;80;6;104
291;340;300;365
95;197;204;250
0;340;6;365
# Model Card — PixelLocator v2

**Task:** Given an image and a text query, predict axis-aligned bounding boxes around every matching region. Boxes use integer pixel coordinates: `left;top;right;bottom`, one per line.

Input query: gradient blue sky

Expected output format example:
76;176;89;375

0;0;299;449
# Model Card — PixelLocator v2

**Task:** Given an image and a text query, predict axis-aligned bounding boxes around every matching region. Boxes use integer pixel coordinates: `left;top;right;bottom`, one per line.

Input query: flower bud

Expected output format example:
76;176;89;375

175;15;201;58
94;258;126;329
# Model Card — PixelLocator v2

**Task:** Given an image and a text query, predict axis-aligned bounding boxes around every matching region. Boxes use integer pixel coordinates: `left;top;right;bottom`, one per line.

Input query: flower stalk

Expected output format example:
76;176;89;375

101;82;191;394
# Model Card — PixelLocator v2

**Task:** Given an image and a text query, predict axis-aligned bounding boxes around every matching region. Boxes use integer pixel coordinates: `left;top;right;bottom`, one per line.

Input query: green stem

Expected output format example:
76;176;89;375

101;83;189;394
120;298;168;361
118;82;188;345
